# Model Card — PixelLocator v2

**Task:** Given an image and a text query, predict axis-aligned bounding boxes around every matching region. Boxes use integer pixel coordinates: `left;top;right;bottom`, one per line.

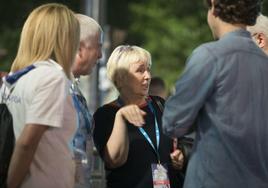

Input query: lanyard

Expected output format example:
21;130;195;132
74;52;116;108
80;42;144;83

70;79;93;144
117;97;161;163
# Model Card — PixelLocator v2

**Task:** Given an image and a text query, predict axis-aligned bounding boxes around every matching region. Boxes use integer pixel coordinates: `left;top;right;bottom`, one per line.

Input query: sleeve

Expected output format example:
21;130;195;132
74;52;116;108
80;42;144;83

93;105;118;159
26;69;67;127
162;45;218;138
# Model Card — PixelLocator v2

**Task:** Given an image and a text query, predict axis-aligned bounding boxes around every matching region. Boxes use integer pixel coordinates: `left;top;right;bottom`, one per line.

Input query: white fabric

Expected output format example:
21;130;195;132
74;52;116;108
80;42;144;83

3;60;76;188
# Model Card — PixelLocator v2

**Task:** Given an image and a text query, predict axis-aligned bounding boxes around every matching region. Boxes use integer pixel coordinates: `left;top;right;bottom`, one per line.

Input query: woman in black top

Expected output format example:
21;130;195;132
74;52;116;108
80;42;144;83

93;45;183;188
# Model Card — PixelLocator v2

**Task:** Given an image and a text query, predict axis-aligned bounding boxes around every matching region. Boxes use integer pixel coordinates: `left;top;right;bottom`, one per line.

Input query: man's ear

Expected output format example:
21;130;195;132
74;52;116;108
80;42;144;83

210;0;217;17
256;33;266;48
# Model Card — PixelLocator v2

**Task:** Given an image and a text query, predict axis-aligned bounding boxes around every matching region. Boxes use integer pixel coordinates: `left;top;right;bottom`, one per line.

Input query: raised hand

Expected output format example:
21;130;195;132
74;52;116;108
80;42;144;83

117;105;146;127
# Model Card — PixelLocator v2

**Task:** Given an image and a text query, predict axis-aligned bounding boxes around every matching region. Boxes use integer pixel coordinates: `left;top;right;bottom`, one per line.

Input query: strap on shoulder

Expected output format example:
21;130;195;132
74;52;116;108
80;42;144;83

150;96;165;113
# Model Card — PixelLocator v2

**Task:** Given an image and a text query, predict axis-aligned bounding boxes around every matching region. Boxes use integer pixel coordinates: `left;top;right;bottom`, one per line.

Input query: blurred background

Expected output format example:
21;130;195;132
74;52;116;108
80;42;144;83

1;0;268;186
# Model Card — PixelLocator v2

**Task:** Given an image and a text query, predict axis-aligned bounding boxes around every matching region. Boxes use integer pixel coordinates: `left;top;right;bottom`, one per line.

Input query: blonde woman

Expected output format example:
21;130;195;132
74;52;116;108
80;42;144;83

93;45;183;188
1;3;80;188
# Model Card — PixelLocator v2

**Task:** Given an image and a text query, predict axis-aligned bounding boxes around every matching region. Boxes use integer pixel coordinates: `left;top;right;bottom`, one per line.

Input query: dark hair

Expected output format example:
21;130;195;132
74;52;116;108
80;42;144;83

150;77;166;89
205;0;262;26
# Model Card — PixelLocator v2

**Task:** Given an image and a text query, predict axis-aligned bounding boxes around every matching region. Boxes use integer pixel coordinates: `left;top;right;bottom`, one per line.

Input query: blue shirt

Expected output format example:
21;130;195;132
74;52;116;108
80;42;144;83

162;29;268;188
71;78;94;187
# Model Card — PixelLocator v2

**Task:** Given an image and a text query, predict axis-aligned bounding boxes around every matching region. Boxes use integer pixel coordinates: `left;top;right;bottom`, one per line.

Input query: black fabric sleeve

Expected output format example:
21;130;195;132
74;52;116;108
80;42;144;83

93;103;119;159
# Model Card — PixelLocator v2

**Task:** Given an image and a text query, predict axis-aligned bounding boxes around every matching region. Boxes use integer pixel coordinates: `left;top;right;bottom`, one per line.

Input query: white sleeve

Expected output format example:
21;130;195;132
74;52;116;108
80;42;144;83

26;70;68;128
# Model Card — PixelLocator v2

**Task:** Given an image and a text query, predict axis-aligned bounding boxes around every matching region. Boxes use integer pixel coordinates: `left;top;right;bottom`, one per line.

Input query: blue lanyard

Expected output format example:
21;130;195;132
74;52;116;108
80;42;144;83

117;97;161;163
71;79;92;133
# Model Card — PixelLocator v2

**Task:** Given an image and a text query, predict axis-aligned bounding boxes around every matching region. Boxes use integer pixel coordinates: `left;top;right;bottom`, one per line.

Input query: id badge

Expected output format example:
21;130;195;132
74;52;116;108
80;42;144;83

151;163;170;188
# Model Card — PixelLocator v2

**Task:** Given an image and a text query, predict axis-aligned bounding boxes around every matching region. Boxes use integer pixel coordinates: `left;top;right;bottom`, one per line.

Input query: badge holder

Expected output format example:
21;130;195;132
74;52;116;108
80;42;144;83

151;163;170;188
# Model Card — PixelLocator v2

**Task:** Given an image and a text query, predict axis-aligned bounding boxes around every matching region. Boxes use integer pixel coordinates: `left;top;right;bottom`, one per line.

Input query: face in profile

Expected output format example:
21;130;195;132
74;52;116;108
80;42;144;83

79;32;102;75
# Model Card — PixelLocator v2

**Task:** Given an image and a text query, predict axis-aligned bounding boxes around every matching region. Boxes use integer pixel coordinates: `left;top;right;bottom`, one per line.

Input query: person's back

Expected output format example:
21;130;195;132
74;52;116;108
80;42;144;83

184;29;268;188
1;3;80;188
4;61;76;188
162;0;268;187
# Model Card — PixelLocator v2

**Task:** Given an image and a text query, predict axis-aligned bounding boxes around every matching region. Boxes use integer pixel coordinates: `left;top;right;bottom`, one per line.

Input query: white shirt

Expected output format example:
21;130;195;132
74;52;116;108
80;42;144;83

2;60;76;188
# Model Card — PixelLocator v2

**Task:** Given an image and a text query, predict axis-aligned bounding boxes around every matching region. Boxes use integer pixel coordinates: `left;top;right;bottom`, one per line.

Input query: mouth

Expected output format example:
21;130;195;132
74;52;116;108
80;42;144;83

142;84;149;90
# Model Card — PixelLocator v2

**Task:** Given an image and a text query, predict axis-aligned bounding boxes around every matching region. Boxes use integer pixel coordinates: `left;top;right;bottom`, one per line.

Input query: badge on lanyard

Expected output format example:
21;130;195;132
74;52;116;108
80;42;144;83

151;163;171;188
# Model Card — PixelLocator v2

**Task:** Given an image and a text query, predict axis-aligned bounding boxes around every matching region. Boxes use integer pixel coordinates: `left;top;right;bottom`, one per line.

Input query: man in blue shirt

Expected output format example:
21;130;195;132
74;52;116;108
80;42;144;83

71;14;103;188
162;0;268;187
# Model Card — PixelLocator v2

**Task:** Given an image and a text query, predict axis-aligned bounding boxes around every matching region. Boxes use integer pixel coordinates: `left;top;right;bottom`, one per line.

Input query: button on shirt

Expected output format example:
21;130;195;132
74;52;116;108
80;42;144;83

162;29;268;188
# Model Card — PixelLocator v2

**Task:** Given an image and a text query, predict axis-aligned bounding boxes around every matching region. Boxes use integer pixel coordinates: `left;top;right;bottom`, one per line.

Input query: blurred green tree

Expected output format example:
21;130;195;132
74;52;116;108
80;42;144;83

127;0;210;89
0;0;80;72
124;0;268;90
1;0;268;90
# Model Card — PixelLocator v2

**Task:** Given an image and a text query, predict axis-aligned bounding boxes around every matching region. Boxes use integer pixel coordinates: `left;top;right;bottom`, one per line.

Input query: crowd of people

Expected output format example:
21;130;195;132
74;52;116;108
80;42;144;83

0;0;268;188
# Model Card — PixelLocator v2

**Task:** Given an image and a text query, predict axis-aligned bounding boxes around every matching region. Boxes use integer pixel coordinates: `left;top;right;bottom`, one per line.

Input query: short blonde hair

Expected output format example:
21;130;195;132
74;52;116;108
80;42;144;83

11;3;80;78
247;14;268;38
75;14;102;47
106;45;152;90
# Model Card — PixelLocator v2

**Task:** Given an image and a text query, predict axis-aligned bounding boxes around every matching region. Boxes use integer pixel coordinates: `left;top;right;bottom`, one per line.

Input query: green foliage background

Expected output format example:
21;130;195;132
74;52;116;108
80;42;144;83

125;0;268;90
0;0;80;71
127;0;211;89
1;0;268;90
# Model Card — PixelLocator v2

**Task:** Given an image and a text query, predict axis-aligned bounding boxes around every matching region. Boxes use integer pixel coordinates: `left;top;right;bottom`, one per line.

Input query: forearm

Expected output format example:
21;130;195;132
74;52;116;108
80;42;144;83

7;124;48;188
7;140;38;188
105;112;129;168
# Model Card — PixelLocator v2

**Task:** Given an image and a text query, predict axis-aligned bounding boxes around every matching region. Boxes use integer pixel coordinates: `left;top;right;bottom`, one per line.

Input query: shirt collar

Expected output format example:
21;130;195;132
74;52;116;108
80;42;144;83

220;29;251;40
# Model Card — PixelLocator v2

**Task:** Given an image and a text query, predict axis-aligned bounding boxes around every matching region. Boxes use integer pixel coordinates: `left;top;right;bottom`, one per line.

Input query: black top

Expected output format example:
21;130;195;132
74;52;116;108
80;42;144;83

93;96;181;188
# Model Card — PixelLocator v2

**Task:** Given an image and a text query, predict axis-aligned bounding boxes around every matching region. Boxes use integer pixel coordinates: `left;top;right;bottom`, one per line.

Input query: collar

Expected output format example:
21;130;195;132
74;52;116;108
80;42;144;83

220;29;251;40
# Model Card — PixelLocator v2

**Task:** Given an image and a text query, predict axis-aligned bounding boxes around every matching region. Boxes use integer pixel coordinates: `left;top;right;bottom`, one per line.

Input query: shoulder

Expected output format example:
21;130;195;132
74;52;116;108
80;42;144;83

183;43;219;76
94;100;119;120
192;42;218;61
33;60;67;81
29;60;68;89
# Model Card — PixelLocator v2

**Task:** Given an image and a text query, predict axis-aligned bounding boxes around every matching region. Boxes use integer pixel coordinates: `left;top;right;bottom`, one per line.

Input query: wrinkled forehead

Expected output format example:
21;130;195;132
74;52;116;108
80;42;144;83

85;31;103;47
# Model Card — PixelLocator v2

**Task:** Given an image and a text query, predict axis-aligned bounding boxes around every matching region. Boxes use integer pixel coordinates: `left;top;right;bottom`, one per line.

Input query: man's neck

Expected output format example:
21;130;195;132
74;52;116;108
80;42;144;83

217;21;246;39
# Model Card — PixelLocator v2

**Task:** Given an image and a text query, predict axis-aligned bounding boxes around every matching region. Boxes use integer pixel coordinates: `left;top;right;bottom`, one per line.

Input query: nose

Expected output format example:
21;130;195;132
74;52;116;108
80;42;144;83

144;70;151;80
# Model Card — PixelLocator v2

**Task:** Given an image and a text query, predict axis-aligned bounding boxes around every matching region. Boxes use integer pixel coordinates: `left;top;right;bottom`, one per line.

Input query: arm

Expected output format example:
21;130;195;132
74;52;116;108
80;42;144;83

7;124;48;188
7;69;67;188
104;105;146;168
162;46;217;138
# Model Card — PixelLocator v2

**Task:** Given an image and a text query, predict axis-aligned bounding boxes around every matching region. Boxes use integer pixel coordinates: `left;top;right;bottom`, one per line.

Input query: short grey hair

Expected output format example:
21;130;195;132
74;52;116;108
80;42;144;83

247;14;268;38
75;14;103;46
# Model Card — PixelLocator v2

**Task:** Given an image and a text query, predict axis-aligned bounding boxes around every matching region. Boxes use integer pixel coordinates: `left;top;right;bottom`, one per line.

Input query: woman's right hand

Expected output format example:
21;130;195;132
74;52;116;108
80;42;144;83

117;105;146;127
